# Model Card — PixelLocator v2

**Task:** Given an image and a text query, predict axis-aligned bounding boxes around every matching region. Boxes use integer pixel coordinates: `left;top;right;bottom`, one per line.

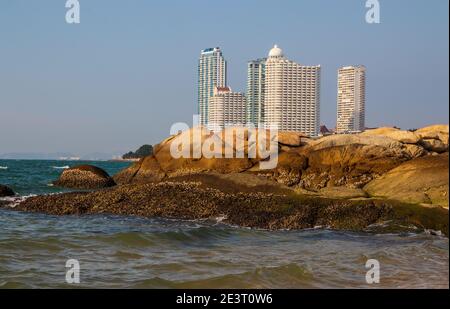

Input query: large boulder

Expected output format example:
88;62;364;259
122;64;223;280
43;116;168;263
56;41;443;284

364;153;449;207
53;165;116;189
414;124;449;142
295;134;413;190
0;184;15;197
415;125;449;153
298;143;410;190
361;127;420;144
304;134;407;153
114;156;165;184
115;126;269;184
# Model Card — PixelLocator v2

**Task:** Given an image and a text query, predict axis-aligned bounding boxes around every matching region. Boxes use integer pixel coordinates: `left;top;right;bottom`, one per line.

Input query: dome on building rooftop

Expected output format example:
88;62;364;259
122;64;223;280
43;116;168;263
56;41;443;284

268;44;284;57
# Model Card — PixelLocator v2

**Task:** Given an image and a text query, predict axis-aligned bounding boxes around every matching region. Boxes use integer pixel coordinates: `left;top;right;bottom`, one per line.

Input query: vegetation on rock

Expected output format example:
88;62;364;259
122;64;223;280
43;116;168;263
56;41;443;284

122;144;153;159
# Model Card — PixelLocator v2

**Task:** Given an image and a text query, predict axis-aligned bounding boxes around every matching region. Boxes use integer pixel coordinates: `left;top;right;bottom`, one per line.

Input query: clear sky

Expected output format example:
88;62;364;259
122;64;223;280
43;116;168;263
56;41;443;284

0;0;448;155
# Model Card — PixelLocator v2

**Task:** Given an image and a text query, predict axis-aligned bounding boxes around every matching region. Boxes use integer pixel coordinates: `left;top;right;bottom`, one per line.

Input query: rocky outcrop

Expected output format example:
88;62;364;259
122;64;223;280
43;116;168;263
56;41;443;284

114;156;165;184
0;184;15;197
53;165;116;189
415;124;449;153
15;176;449;235
361;127;420;144
415;124;449;141
364;153;449;207
12;124;450;235
296;135;412;190
304;133;407;151
114;127;257;183
113;125;448;194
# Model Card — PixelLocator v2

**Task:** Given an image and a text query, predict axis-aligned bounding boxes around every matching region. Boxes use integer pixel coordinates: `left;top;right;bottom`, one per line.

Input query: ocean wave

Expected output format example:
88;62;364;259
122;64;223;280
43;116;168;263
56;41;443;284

0;166;8;170
130;263;315;288
52;166;69;169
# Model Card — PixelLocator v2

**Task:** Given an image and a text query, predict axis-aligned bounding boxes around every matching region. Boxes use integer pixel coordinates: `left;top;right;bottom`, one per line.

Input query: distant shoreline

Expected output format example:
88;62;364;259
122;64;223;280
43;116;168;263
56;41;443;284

109;158;141;162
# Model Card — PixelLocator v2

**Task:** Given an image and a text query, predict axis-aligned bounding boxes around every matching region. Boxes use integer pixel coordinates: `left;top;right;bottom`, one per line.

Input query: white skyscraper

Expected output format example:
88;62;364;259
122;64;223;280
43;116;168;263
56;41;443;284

246;58;266;126
198;47;227;126
264;45;321;136
336;65;366;133
208;86;246;132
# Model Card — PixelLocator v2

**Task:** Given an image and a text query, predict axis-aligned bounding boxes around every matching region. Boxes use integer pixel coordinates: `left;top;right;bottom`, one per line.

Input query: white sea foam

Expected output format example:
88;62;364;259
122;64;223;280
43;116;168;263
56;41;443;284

0;194;36;208
52;166;70;169
214;215;227;223
0;166;8;170
424;229;443;236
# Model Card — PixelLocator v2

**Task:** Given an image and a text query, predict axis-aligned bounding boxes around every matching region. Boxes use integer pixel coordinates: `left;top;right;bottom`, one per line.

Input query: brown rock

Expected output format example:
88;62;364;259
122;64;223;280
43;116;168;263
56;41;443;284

419;138;448;153
14;177;449;235
278;131;307;147
305;134;406;152
404;144;427;158
317;187;369;199
298;143;410;190
415;124;449;141
114;156;166;184
364;153;449;207
361;127;420;144
249;151;308;186
53;165;116;189
114;125;448;191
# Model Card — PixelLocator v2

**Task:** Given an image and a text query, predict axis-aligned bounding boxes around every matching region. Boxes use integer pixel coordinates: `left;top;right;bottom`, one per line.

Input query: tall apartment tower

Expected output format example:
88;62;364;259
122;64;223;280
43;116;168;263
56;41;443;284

198;47;227;126
336;65;366;133
208;86;246;132
264;45;321;136
246;58;266;126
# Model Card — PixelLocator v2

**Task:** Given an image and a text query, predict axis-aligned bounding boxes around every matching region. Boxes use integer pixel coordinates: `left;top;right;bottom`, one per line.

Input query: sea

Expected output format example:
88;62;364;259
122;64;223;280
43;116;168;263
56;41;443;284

0;159;448;288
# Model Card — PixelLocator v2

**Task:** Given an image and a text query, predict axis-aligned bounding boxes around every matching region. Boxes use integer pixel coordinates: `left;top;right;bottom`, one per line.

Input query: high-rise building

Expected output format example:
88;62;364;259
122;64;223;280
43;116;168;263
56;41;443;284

198;47;227;126
208;86;246;132
336;65;366;133
246;58;266;126
264;45;321;136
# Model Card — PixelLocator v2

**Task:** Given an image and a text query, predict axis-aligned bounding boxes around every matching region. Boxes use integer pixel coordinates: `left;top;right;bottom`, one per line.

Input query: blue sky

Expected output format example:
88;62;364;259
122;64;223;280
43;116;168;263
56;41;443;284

0;0;448;155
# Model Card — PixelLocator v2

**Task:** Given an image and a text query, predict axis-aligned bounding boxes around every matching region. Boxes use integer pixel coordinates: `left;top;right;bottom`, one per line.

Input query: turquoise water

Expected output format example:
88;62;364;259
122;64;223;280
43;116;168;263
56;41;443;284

0;159;449;288
0;159;130;196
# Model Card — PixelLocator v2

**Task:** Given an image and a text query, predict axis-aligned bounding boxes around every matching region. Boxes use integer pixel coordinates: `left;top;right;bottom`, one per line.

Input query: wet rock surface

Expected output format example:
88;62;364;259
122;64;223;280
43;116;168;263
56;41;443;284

14;178;448;235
